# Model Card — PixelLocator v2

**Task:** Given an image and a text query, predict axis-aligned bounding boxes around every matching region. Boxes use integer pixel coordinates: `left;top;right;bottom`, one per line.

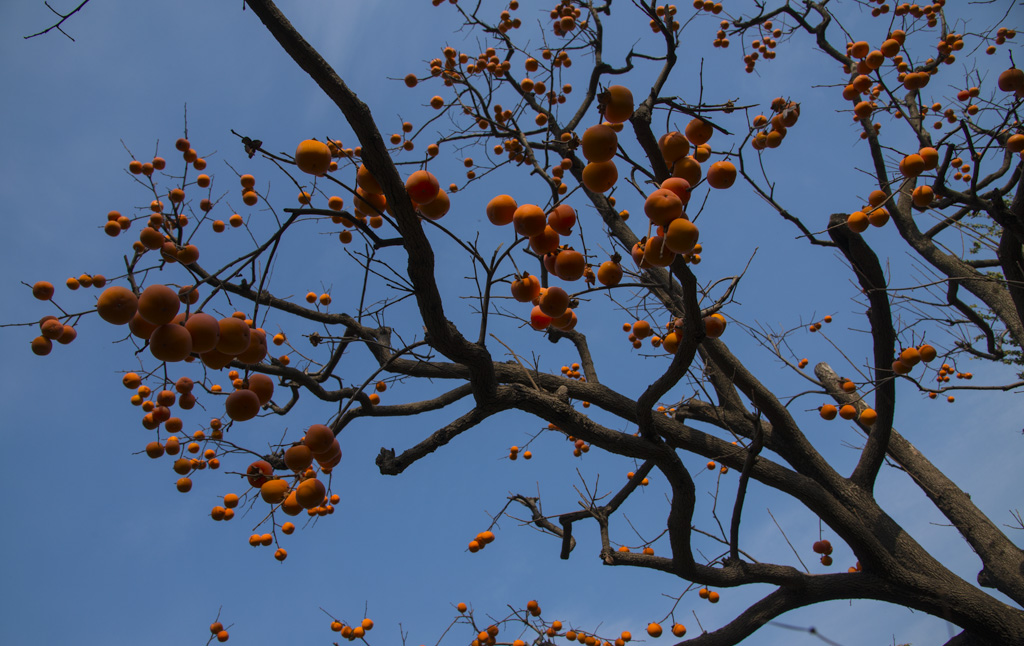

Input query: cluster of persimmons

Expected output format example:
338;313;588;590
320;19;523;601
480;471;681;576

19;0;1023;642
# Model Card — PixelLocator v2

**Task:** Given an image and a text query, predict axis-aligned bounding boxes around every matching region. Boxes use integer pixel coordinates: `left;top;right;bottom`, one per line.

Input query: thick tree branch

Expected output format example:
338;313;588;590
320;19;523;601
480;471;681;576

243;0;499;405
825;212;896;492
816;362;1024;607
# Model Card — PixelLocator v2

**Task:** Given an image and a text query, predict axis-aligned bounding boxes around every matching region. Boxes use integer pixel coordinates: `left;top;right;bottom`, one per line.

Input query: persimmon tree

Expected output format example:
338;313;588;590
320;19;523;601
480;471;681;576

14;0;1024;644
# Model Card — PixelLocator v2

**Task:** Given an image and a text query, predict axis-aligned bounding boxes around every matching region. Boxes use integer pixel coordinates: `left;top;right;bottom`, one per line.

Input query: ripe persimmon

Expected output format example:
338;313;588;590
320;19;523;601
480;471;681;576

511;274;541;303
899;154;926;178
899;347;921;366
181;312;219;354
280;491;303;516
39;318;64;340
31;336;53;356
918;147;939;170
581;160;618;193
486;194;517;226
304;424;335;454
295;477;326;509
632;320;653;339
892;360;912;375
539;286;570;318
997;67;1024;93
149;323;193;362
294;139;332;176
225;388;261;421
513;204;546;237
684;118;713;145
912;185;934;208
706;160;737;189
918;344;937;362
418;188;450;220
407;169;441;204
172;457;191;475
177;285;199;305
867;207;889;227
54;323;75;343
550;308;577;331
581;124;618;163
137;284;180;326
315;439;342;468
642;235;675;267
664;217;699;255
644;189;683;226
547;204;576;235
247;373;274;405
658;177;692;206
260;479;289;504
603;85;634;123
847;211;869;233
597;260;623;286
284;445;313;472
138;226;165;251
704;313;727;338
530;305;553;330
671;156;702;185
658;131;690;165
216;317;251;356
554;249;586;281
235;328;268;365
530;227;560;255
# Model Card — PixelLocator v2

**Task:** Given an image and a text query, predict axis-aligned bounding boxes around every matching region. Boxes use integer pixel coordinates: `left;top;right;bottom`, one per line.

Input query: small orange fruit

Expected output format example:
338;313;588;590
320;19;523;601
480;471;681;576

581;160;618;193
513;204;546;237
225;388;261;422
706;160;737;189
96;286;139;325
684;118;713;145
407;170;441;204
603;85;634;123
486;194;517;226
294;140;332;176
658;131;690;164
581;124;618;163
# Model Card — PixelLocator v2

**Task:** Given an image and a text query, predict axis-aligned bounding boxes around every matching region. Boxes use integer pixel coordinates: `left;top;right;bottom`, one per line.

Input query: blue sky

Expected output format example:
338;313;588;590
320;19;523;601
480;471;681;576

1;1;1022;645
